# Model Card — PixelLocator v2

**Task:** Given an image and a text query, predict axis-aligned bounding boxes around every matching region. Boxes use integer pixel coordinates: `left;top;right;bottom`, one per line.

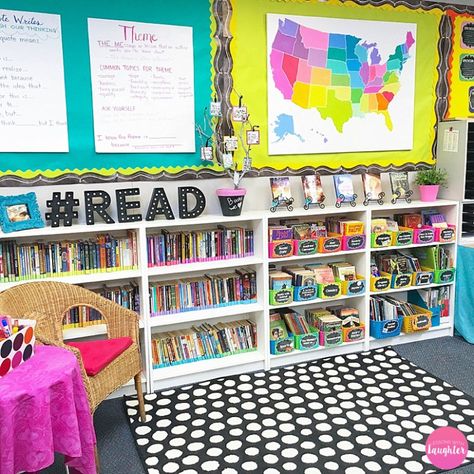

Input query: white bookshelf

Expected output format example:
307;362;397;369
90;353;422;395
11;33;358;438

0;199;459;393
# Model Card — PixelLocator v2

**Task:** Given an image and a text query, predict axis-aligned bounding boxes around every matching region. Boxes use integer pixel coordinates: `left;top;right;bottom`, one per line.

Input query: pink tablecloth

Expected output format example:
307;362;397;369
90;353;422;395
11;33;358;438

0;345;96;474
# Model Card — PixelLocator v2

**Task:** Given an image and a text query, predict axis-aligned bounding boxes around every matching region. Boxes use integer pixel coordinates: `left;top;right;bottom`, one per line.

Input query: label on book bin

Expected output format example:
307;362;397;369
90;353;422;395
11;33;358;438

396;231;412;245
274;242;292;257
296;286;317;300
415;314;430;329
347;327;364;341
347;280;364;295
276;338;293;354
439;269;454;283
323;237;340;252
374;278;390;291
440;228;455;241
418;229;434;243
346;235;364;250
300;333;318;349
325;330;342;345
395;274;411;288
274;289;292;304
416;273;433;285
382;320;399;333
375;233;391;247
298;240;317;255
322;284;340;298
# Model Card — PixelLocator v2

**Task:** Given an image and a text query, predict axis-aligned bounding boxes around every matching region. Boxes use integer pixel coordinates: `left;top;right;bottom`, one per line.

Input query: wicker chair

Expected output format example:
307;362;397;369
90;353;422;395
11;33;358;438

0;281;145;421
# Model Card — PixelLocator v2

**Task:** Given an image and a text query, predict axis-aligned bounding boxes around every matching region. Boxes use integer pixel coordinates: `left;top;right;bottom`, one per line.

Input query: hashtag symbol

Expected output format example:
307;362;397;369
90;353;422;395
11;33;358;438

45;192;80;227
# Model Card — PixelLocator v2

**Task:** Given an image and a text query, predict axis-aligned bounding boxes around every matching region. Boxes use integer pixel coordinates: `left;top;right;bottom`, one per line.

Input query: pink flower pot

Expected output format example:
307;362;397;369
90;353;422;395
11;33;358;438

216;188;246;216
419;185;439;202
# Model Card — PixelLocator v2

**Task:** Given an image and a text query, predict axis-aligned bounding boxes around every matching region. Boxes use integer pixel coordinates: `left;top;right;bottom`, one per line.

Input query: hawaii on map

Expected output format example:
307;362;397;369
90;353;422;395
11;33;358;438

267;14;417;155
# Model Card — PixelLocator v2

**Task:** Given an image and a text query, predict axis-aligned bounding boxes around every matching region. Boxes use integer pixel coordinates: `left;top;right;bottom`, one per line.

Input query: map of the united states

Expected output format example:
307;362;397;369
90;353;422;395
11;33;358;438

270;18;415;134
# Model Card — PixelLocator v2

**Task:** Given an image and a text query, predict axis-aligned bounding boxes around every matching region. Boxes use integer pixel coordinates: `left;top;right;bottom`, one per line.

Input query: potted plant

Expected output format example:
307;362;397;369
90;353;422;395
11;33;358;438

415;167;448;202
196;95;259;216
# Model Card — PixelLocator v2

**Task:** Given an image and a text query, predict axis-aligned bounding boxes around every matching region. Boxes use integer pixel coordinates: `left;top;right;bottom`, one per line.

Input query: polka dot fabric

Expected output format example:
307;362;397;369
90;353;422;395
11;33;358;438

125;348;474;474
0;326;35;377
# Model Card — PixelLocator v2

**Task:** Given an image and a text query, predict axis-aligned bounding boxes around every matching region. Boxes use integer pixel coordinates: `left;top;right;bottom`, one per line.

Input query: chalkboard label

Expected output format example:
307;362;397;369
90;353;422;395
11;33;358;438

461;54;474;80
274;289;292;304
300;334;318;349
382;320;399;334
323;237;340;252
296;286;317;301
325;330;342;345
347;280;365;295
374;278;390;291
440;228;455;241
297;239;317;255
395;274;411;288
439;269;454;283
322;283;341;298
416;273;433;285
396;231;412;246
375;233;391;247
275;338;293;353
417;229;434;243
346;327;364;341
462;22;474;48
274;242;292;257
415;315;430;330
347;235;364;250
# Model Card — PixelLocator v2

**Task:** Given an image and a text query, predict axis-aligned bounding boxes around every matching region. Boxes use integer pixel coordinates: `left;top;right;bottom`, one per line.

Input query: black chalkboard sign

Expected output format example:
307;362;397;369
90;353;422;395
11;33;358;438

325;330;342;345
347;280;365;295
461;55;474;81
297;239;317;255
462;22;474;48
396;230;412;246
417;229;434;243
415;272;433;285
299;333;318;349
383;319;399;333
296;285;317;301
273;241;293;257
414;314;430;330
440;228;455;241
275;338;293;354
439;269;454;283
470;87;474;114
374;233;392;247
346;235;364;250
274;289;292;304
374;277;390;291
346;327;364;341
323;237;341;252
395;274;411;288
322;283;341;298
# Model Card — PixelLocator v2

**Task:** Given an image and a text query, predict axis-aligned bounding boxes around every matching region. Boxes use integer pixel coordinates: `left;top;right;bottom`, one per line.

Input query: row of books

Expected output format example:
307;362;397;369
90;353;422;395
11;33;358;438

270;261;358;289
374;252;421;275
149;268;257;316
269;217;364;242
370;295;420;321
0;231;139;282
62;284;140;328
147;227;254;267
371;210;449;233
415;287;450;315
151;319;257;368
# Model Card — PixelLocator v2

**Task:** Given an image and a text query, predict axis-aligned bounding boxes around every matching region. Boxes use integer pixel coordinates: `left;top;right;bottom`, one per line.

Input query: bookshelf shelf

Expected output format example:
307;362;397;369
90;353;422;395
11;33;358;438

370;240;456;253
369;281;455;296
0;198;458;394
270;339;363;359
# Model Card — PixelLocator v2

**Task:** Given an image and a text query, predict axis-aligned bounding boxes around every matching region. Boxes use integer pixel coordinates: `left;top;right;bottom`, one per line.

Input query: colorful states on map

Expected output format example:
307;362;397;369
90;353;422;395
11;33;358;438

270;18;415;133
273;114;304;143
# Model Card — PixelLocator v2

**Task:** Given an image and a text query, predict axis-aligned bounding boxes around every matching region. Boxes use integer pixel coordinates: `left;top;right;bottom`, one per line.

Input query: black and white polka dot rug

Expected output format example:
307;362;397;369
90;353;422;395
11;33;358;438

124;347;474;474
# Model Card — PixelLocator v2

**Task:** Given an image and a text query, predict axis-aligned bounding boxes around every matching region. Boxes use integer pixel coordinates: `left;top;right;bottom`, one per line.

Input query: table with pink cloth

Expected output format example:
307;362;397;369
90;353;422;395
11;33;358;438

0;345;97;474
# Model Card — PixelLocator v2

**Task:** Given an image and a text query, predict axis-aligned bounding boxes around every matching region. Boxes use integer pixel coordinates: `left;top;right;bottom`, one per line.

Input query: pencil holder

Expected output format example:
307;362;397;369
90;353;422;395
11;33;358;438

318;233;342;253
342;323;365;342
435;225;456;243
318;281;342;299
270;336;294;355
371;231;393;248
292;239;318;256
370;317;402;339
268;240;293;258
341;234;366;251
341;275;366;296
293;285;318;302
370;274;391;292
392;227;414;246
413;226;435;244
269;287;294;306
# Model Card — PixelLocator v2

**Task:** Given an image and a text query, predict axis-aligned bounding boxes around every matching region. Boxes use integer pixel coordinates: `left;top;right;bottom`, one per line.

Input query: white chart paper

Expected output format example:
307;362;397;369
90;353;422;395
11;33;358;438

88;18;195;153
0;9;68;152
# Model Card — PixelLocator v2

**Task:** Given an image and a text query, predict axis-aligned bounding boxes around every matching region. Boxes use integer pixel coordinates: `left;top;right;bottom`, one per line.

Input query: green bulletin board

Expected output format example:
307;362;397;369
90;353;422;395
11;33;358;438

0;0;213;183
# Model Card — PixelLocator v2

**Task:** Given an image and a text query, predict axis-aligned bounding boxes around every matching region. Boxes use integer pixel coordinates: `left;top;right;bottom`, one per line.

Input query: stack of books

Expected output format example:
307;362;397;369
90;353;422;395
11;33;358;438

151;319;257;368
327;217;364;235
370;295;419;321
149;268;257;316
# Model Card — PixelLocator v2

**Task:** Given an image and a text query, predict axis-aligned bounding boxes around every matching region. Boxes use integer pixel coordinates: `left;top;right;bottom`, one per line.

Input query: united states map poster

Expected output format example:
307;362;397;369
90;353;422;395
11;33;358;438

267;14;417;155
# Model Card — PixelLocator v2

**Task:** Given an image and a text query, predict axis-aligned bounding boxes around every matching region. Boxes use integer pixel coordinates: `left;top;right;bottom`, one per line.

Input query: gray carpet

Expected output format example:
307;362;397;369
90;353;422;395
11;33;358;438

42;336;474;474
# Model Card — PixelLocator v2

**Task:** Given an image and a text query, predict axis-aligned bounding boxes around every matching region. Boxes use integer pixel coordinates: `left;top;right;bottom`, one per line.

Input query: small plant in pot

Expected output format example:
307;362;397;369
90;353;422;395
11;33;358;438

415;167;448;202
196;94;259;216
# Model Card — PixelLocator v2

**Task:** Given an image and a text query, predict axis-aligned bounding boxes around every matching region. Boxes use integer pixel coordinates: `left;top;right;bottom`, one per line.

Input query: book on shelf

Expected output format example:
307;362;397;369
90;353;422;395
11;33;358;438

268;225;293;242
282;311;311;335
269;271;292;290
370;295;420;321
301;174;325;204
371;218;388;233
394;213;422;229
151;319;257;368
270;177;292;204
389;171;410;198
0;231;139;282
362;173;383;199
333;174;355;200
330;262;357;281
270;318;289;340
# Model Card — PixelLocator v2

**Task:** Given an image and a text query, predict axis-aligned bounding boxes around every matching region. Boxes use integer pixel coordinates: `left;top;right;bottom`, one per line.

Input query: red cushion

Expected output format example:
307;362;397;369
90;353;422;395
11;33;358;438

67;337;133;377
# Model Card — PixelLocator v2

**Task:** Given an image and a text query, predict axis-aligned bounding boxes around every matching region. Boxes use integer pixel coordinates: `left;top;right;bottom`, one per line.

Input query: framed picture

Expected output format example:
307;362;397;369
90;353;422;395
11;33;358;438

270;177;292;205
0;193;44;233
302;174;325;204
333;174;355;201
362;173;383;200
